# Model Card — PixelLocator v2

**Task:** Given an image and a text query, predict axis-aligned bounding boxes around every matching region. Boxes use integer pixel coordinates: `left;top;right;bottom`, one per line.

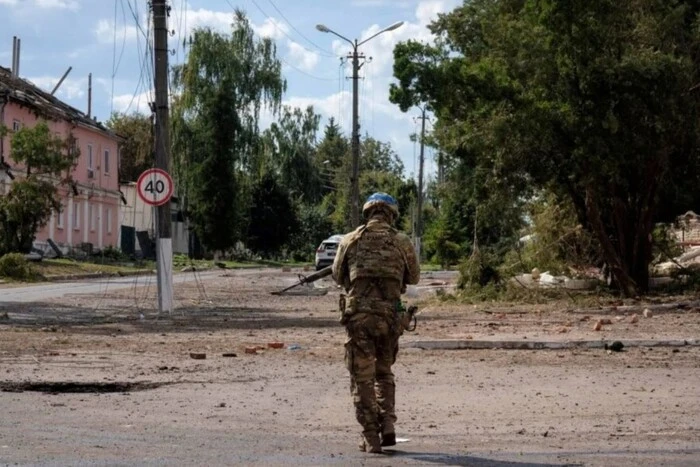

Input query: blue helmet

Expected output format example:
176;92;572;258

362;192;399;219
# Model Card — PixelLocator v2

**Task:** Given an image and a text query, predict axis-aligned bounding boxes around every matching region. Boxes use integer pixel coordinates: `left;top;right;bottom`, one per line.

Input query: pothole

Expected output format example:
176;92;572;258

0;381;167;394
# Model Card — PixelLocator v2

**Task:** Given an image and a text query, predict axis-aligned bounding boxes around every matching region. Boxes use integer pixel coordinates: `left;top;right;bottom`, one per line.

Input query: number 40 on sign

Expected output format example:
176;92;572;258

137;168;174;207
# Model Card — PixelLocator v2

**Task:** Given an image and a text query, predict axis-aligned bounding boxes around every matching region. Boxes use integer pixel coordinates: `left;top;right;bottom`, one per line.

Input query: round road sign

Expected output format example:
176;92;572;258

136;168;174;207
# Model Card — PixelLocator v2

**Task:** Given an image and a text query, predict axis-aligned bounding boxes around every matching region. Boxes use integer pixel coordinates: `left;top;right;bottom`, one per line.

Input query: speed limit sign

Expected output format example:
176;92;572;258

137;168;174;207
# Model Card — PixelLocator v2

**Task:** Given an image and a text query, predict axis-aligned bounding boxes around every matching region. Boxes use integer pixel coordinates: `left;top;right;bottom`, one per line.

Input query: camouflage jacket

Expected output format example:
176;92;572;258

332;217;420;303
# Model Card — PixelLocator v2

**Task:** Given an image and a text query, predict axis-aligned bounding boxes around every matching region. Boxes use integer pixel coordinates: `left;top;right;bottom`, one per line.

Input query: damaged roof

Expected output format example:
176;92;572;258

0;65;121;140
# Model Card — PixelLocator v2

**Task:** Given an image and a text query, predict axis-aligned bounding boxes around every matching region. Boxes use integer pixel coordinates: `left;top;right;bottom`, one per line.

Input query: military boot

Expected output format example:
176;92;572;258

380;420;396;446
359;432;383;453
381;432;396;447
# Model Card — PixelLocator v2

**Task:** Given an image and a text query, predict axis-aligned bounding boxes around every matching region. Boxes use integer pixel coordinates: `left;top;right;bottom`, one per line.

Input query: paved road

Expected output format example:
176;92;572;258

0;269;458;304
0;270;223;303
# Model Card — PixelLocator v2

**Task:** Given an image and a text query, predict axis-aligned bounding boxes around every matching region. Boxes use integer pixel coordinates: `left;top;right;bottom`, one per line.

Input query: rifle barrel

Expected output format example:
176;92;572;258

270;265;333;295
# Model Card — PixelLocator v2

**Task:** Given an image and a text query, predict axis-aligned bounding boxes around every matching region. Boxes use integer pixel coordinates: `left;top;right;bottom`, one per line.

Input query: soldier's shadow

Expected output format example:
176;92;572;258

383;449;581;467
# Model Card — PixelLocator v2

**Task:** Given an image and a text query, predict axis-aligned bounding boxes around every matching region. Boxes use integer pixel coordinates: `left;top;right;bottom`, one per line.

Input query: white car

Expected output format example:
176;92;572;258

314;235;344;270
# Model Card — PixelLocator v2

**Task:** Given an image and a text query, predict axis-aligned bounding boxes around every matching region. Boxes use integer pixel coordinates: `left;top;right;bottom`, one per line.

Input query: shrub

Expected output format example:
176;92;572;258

0;253;35;281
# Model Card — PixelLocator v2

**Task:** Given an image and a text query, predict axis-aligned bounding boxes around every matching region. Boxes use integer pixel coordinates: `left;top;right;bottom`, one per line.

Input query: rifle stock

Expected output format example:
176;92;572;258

271;266;333;295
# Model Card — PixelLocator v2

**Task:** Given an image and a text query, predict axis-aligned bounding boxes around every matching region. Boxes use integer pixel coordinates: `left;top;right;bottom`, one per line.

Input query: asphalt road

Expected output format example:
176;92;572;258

0;270;222;303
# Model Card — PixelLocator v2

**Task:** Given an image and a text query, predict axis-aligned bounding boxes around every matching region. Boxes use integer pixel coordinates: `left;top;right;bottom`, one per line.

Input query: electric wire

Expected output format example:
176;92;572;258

265;0;336;57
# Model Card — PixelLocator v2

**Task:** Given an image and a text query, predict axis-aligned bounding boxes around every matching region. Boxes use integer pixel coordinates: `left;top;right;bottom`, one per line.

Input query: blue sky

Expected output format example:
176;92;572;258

0;0;459;179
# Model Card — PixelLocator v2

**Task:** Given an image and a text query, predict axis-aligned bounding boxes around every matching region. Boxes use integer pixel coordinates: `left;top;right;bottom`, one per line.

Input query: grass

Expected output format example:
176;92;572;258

18;256;313;281
30;258;151;278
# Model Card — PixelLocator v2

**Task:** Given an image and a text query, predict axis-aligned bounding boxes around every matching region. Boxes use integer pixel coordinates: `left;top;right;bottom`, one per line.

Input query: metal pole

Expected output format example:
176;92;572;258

416;107;426;259
152;0;173;313
51;67;73;96
87;73;92;118
350;41;361;228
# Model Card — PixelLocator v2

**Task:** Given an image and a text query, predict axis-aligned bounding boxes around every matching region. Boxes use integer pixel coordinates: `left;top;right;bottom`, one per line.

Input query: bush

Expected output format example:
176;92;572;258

0;253;35;281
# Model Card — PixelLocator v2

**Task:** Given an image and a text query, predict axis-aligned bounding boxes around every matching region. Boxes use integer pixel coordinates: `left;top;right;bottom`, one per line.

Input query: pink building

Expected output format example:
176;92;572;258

0;65;122;254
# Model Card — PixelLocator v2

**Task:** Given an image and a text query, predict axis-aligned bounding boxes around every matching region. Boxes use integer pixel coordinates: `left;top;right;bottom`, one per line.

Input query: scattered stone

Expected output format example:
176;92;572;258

600;318;613;325
580;316;591;322
605;341;624;352
245;347;259;354
593;320;603;331
282;266;292;272
189;352;206;360
557;327;569;333
267;342;284;349
222;353;238;358
630;314;639;324
643;309;653;318
217;402;226;408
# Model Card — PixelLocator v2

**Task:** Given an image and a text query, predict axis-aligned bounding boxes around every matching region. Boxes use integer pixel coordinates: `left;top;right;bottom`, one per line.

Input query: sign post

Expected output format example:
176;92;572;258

137;168;174;313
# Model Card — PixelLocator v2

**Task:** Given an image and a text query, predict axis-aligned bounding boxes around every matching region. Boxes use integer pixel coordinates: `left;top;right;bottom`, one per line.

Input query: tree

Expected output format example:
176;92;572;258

261;105;322;203
393;0;700;295
171;9;286;253
0;122;77;254
106;112;153;182
247;171;298;257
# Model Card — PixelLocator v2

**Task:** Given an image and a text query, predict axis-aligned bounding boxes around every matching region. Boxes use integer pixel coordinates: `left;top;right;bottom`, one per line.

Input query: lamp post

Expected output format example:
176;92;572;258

316;21;404;228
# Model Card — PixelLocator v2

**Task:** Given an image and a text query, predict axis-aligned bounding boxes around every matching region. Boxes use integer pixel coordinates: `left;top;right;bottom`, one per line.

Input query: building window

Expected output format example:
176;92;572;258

73;201;80;230
106;208;112;234
12;120;21;132
56;203;64;229
90;204;96;232
104;149;110;174
87;144;94;178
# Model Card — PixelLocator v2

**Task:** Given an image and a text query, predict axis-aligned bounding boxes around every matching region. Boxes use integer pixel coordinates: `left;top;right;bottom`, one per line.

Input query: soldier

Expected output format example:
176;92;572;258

332;192;420;454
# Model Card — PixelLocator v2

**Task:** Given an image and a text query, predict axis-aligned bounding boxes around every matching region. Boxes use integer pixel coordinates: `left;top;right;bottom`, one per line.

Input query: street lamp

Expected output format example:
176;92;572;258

316;21;404;228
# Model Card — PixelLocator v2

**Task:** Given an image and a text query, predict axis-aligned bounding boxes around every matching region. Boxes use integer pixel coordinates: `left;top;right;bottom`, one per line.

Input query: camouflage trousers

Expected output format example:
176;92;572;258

344;312;401;441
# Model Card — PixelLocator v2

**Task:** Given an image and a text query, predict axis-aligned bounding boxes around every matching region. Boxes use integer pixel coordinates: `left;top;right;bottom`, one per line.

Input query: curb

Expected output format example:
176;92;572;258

404;338;700;351
45;270;153;281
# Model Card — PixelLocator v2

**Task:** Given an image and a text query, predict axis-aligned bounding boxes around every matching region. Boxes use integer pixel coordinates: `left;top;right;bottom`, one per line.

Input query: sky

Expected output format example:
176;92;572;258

0;0;460;179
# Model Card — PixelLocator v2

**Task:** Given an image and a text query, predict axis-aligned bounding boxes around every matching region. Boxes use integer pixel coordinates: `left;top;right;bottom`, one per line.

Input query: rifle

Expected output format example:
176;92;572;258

271;265;333;295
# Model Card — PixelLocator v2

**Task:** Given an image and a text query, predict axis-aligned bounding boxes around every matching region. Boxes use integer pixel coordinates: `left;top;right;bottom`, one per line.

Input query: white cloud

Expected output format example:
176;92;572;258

253;17;289;40
286;41;319;72
112;90;153;115
94;19;138;44
180;8;232;36
0;0;18;5
26;75;87;100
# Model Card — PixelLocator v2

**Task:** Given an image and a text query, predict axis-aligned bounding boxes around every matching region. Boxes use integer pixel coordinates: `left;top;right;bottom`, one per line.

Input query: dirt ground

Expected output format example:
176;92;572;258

1;269;699;466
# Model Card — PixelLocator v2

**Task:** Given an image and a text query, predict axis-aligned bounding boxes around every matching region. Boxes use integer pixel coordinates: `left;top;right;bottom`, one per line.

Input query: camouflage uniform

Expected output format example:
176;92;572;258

332;202;420;453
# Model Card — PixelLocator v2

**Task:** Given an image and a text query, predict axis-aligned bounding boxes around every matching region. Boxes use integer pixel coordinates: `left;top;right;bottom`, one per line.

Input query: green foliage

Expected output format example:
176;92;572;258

502;192;600;277
0;253;35;281
106;112;153;182
458;249;502;290
286;203;335;262
392;0;700;296
172;9;285;254
257;105;323;203
247;172;299;257
0;122;77;255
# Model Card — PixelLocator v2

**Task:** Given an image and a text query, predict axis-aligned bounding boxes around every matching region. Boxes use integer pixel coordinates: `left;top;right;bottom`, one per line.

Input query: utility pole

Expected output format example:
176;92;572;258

415;106;428;260
349;42;363;228
316;21;404;228
152;0;173;313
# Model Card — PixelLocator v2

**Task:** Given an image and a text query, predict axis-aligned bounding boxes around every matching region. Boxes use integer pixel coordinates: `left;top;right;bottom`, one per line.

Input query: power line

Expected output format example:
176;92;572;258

265;0;336;57
221;0;339;81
